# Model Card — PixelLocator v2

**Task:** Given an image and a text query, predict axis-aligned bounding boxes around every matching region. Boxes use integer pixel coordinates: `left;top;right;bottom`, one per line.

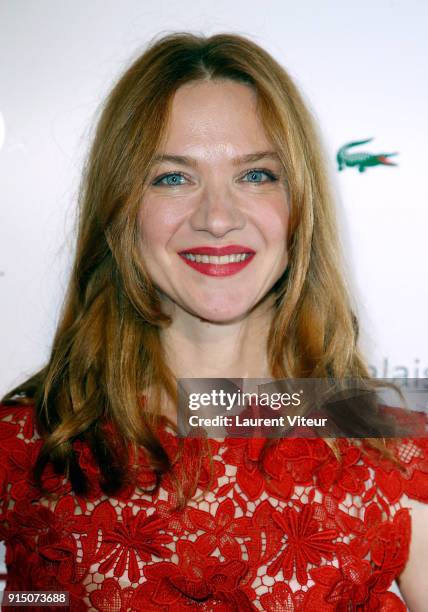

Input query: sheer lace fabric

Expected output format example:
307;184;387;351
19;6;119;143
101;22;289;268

1;403;427;611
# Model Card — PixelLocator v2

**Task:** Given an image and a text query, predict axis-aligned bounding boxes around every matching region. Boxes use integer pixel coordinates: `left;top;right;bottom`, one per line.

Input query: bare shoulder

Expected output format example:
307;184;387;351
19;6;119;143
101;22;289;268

397;495;428;611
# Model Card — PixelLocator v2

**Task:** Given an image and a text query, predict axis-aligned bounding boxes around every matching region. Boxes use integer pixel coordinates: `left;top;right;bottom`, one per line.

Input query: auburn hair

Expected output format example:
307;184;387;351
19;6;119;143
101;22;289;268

2;31;397;505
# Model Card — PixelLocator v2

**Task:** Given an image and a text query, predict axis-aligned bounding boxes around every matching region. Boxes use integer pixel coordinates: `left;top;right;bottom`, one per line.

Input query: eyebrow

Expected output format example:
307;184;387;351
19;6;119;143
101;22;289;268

152;151;281;167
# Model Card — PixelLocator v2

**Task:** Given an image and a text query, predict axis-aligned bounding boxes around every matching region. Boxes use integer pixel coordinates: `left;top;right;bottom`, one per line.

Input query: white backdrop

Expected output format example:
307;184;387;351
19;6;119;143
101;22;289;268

0;0;427;586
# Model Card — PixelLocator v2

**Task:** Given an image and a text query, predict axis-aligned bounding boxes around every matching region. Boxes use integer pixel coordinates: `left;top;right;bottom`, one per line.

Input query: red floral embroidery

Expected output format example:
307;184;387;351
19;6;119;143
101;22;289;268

265;438;329;485
0;402;426;610
95;504;173;582
308;552;407;611
133;541;256;610
89;578;134;612
363;438;428;503
317;441;370;501
268;505;337;584
188;498;253;559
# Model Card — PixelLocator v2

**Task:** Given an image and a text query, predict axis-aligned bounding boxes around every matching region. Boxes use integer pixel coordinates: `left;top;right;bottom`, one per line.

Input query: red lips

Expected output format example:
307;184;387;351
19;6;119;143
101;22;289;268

177;244;256;277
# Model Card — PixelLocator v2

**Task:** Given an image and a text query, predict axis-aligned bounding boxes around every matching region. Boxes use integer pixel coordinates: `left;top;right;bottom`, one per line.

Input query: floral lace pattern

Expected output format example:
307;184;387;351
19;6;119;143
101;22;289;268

1;402;427;611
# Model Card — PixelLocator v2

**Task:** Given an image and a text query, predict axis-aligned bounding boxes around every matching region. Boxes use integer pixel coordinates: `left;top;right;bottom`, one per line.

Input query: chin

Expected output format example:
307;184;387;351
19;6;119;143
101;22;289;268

190;300;254;324
196;312;250;325
161;289;261;324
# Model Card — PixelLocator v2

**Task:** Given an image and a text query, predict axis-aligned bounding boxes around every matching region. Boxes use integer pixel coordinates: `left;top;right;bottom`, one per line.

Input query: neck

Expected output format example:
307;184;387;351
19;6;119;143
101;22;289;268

160;294;275;380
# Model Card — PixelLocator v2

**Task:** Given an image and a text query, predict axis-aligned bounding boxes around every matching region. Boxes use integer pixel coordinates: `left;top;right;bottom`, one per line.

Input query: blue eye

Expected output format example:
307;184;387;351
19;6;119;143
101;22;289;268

242;169;277;183
152;168;278;187
153;172;187;186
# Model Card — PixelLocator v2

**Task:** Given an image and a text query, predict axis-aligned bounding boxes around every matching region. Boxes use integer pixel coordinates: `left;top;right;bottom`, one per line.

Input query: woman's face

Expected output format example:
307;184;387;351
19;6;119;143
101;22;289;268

138;79;289;323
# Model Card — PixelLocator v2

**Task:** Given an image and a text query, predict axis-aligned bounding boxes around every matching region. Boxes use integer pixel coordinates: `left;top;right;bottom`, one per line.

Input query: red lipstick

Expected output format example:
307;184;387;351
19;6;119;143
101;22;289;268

178;244;256;277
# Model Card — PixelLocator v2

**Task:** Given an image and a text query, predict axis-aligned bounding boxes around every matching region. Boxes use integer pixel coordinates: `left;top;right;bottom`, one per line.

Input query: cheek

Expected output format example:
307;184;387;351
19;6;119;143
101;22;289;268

138;200;183;252
139;221;165;253
256;197;289;245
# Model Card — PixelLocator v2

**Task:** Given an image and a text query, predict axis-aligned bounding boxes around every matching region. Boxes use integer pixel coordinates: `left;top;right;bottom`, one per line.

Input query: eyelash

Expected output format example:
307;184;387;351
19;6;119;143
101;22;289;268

152;168;279;187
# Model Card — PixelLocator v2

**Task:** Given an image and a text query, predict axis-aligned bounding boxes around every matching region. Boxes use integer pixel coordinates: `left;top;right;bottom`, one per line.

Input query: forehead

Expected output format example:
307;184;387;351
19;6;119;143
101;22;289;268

161;79;273;156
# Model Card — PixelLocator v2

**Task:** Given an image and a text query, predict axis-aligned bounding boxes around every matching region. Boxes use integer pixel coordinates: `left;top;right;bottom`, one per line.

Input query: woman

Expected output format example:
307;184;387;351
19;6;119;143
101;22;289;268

1;32;427;610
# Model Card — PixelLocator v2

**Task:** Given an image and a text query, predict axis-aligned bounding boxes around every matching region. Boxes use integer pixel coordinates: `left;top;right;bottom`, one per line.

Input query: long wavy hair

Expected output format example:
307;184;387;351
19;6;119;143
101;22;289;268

2;31;396;504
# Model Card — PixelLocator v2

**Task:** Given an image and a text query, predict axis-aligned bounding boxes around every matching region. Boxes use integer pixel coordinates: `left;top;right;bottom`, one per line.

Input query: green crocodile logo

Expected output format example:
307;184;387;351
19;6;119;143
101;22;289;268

337;138;398;172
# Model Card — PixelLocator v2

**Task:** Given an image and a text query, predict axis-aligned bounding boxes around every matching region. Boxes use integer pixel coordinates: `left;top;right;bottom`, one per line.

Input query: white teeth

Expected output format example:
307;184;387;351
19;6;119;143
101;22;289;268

182;253;252;264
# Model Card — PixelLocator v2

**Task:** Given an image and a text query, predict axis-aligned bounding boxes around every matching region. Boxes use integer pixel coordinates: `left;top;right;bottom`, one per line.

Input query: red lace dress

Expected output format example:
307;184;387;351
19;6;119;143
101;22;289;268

1;401;427;611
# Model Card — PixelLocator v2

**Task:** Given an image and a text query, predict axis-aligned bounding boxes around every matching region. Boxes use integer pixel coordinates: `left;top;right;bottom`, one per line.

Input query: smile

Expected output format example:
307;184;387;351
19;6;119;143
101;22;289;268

178;245;256;277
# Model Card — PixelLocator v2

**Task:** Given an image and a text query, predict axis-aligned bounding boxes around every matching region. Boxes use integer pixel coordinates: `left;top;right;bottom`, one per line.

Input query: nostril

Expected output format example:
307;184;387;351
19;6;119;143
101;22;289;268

189;204;246;236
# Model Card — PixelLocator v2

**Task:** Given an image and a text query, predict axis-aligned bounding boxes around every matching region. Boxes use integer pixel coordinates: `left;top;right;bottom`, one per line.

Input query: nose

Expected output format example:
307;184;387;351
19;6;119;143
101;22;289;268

189;183;246;238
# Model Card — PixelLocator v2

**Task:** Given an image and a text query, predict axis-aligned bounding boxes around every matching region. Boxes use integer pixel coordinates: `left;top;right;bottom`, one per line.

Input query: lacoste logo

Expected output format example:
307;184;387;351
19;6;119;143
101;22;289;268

337;138;398;172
